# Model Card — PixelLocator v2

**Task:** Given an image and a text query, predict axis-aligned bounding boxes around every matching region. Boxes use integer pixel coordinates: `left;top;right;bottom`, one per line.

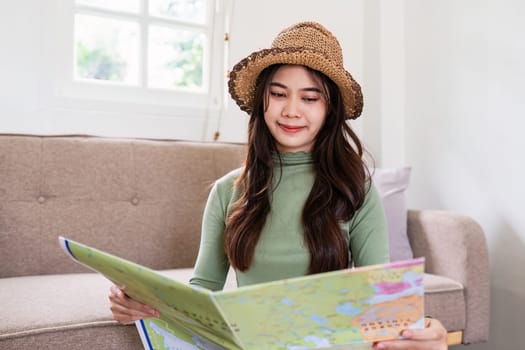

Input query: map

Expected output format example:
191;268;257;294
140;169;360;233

59;237;425;350
137;318;226;350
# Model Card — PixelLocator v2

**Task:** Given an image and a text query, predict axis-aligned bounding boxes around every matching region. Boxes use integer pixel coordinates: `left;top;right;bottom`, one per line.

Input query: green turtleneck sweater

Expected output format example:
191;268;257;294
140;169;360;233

190;152;389;291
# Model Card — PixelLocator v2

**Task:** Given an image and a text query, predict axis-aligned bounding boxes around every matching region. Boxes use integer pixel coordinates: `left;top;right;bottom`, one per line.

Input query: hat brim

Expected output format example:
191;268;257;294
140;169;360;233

228;47;363;119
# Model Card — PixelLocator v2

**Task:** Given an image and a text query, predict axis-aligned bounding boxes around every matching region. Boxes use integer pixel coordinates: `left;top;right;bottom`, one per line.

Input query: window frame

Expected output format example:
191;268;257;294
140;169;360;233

45;0;229;140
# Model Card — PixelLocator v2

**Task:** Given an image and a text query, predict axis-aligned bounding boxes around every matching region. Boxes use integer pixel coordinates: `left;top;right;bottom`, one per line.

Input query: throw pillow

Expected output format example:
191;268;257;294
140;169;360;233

371;167;413;262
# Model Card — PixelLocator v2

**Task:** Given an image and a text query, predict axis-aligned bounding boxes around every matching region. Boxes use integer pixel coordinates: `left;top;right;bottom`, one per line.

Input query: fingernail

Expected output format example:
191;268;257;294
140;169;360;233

376;343;385;349
402;330;412;338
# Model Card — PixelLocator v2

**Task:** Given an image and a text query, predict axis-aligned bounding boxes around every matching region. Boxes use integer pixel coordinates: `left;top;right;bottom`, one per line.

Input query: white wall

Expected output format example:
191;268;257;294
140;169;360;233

342;0;525;348
401;0;525;349
0;1;42;128
361;0;407;167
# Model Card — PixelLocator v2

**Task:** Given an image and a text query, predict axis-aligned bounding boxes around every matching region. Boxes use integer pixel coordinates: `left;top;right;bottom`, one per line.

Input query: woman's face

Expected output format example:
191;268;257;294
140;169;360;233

263;65;328;153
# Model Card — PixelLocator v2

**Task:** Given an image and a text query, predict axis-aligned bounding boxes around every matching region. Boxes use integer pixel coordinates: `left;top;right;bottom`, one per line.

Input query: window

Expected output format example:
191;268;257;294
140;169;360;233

73;0;209;91
47;0;230;140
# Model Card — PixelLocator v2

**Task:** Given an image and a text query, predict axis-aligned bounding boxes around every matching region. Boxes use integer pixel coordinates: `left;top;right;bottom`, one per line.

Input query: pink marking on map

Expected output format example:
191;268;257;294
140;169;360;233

375;281;411;295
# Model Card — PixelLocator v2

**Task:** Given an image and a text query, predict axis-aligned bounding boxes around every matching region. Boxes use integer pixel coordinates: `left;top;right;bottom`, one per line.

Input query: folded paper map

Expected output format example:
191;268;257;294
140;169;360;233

59;236;425;350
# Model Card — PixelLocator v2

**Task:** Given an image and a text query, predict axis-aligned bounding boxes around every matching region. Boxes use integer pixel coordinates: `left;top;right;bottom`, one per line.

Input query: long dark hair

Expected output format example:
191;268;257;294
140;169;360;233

224;64;370;274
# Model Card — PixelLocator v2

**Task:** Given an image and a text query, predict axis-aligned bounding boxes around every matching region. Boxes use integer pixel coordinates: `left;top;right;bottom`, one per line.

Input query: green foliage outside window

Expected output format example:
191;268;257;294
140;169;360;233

76;39;203;88
76;42;126;81
168;39;203;88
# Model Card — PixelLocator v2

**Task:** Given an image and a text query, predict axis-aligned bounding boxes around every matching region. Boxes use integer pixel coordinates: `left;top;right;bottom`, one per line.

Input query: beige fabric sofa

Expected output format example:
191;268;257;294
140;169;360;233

0;135;489;349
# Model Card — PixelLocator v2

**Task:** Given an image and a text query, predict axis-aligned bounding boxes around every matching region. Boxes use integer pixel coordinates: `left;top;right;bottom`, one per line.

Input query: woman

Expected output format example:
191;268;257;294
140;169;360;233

110;21;447;350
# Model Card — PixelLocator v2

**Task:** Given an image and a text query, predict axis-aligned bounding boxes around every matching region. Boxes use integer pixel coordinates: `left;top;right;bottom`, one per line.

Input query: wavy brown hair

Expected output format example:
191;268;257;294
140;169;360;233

224;64;370;274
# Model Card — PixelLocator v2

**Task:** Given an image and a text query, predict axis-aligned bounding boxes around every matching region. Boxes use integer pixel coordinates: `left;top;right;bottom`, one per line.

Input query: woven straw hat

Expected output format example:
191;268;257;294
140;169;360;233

228;21;363;119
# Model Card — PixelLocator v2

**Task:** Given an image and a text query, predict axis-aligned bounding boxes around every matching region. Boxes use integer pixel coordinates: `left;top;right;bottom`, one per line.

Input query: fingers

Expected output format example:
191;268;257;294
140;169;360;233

108;285;159;325
373;318;448;350
402;318;447;342
374;339;446;350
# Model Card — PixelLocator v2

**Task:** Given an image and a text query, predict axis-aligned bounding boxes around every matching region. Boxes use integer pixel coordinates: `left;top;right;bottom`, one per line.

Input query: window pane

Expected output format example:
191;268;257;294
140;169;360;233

149;0;207;24
75;0;140;14
148;26;205;89
75;14;140;85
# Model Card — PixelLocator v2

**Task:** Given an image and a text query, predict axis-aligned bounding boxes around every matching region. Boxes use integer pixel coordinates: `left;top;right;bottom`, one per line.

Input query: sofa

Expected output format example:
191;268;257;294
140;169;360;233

0;134;489;349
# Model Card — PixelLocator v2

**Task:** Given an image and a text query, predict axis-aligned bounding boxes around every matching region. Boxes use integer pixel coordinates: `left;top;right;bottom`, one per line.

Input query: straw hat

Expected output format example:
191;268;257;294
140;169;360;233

228;21;363;119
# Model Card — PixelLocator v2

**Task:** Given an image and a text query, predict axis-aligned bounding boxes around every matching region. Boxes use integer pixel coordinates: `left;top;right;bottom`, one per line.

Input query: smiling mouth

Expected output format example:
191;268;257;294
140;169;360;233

279;123;305;133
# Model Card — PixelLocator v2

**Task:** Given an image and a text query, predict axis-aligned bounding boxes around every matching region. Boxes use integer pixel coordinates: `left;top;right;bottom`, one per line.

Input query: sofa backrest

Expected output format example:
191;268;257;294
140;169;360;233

0;135;246;278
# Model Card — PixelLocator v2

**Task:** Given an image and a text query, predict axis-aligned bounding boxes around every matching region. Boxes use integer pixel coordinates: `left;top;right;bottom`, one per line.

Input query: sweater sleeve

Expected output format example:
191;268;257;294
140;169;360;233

348;184;390;267
189;174;236;291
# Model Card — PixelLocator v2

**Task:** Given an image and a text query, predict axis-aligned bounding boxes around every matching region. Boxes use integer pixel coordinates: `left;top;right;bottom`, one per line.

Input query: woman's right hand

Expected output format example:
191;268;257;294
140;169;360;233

108;285;160;324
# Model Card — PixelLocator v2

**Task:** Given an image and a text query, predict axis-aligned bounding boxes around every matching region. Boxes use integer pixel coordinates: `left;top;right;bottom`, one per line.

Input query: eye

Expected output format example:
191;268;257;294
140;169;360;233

270;91;286;98
303;95;320;103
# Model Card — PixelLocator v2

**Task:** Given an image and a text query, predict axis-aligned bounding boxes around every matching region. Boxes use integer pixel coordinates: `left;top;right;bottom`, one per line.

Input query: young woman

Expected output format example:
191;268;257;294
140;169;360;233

109;22;448;350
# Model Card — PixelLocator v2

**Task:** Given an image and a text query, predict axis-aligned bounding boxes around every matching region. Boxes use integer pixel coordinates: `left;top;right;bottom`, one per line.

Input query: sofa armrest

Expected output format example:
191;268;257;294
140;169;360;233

407;210;490;344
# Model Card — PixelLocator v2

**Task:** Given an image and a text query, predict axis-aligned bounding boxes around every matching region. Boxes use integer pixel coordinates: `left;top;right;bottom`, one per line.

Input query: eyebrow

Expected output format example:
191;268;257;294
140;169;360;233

269;82;323;93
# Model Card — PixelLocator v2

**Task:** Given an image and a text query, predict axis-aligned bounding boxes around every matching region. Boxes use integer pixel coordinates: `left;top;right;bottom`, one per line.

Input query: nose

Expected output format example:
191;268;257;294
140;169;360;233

282;96;301;118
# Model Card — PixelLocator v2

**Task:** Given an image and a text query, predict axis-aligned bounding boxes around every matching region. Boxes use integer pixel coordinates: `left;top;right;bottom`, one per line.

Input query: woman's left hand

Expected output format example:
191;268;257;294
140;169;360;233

373;317;448;350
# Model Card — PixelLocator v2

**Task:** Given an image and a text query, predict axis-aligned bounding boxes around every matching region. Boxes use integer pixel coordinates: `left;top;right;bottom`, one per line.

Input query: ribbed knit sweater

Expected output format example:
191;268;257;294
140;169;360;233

190;152;389;291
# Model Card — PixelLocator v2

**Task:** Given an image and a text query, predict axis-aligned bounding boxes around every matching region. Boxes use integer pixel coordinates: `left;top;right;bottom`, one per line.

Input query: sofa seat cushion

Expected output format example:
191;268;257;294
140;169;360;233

0;272;143;349
0;269;197;348
1;273;116;339
423;273;466;332
0;268;236;346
